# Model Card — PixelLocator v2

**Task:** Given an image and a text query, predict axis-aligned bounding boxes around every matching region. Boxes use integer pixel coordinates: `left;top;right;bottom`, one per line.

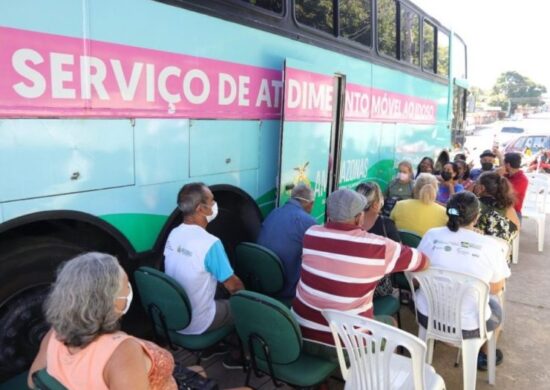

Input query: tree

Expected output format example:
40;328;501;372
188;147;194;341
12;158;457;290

491;71;547;112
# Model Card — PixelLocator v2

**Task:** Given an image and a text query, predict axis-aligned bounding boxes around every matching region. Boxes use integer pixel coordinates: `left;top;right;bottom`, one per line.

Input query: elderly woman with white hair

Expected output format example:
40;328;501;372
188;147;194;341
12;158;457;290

390;173;448;237
28;252;178;390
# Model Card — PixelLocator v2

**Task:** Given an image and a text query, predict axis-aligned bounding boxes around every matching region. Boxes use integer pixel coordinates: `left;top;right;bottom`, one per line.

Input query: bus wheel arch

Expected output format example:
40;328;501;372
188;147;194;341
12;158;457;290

154;184;263;264
0;212;135;382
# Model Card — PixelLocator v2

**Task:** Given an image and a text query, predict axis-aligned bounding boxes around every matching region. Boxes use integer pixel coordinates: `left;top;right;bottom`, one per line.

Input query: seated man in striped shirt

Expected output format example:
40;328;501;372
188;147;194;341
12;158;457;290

292;188;430;360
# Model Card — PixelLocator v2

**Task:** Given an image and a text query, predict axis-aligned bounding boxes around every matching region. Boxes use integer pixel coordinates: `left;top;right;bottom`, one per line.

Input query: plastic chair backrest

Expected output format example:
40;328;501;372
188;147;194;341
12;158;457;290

32;369;67;390
134;266;192;331
525;173;549;214
398;230;422;248
406;268;490;344
322;310;427;390
229;290;302;364
235;242;284;294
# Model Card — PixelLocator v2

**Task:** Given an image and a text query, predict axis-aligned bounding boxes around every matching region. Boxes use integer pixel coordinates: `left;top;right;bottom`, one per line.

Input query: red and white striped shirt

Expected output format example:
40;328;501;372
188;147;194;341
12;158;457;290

292;221;428;346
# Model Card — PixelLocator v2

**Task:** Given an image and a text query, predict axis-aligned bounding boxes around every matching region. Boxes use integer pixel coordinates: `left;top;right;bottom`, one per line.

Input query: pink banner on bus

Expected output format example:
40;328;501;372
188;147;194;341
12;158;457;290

284;68;437;124
283;67;334;122
0;27;283;119
0;26;437;123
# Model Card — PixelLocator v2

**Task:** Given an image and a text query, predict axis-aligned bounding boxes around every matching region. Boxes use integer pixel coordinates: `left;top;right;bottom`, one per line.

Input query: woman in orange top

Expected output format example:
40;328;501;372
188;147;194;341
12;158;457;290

28;252;177;390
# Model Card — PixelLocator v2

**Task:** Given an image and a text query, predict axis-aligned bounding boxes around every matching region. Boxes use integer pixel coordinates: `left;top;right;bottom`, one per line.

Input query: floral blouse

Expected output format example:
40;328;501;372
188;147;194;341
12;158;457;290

475;196;518;243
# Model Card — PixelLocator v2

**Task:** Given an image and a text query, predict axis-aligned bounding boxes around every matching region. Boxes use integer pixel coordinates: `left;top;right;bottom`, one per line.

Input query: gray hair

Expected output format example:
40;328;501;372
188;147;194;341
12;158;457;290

177;182;209;217
413;173;438;204
45;252;123;348
291;184;314;202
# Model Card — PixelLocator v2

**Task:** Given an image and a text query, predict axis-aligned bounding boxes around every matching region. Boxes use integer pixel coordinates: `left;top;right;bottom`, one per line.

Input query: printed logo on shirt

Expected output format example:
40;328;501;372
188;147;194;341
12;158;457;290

177;246;193;256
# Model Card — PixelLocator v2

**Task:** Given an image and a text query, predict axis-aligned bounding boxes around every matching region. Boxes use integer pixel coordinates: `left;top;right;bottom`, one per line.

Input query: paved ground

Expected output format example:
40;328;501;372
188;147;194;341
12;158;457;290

172;215;550;390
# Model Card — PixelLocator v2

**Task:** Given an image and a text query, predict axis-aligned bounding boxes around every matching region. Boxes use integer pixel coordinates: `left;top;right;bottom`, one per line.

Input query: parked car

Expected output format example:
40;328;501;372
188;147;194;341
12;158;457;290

503;134;550;161
499;126;525;148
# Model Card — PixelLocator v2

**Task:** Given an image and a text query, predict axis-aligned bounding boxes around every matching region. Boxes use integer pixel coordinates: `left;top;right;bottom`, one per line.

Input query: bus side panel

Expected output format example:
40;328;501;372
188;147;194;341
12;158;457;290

338;122;380;188
134;119;190;186
372;63;450;169
257;120;280;217
0;119;134;203
189;120;260;177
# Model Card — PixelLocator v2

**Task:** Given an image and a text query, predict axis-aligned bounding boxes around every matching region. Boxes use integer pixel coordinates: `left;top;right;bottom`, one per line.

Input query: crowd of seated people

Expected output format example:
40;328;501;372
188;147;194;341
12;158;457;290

25;146;531;388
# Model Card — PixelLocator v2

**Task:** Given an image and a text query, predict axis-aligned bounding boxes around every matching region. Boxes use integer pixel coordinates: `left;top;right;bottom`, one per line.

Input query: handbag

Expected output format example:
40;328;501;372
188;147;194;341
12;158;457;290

173;363;219;390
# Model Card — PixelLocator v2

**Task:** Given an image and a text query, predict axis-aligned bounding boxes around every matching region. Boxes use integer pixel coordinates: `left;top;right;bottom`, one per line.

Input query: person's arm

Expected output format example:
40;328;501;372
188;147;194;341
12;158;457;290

205;240;242;293
222;274;244;294
385;241;430;274
104;338;150;390
383;217;401;243
28;329;53;388
490;279;505;295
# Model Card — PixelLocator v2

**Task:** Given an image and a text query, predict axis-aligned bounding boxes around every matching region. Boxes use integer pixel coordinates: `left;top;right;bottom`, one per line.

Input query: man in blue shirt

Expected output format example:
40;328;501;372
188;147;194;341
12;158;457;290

257;184;317;299
470;149;496;181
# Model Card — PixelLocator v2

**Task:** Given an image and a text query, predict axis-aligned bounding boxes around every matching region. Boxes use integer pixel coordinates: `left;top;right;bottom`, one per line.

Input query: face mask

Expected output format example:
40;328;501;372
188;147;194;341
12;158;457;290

441;171;453;181
481;162;493;171
206;201;218;223
117;283;133;315
398;172;409;181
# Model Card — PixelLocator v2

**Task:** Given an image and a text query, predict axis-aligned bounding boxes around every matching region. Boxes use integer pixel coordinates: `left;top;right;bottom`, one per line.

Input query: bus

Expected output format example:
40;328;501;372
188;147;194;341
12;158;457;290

0;0;468;381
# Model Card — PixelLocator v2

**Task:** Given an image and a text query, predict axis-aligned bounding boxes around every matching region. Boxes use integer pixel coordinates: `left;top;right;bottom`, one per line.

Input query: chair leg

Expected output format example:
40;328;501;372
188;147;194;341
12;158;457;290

426;338;435;365
512;234;520;264
487;333;497;385
537;217;545;252
461;339;484;390
454;348;461;367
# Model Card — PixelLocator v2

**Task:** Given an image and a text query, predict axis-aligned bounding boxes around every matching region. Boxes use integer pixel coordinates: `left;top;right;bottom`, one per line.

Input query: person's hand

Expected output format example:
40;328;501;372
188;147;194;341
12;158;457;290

496;166;506;176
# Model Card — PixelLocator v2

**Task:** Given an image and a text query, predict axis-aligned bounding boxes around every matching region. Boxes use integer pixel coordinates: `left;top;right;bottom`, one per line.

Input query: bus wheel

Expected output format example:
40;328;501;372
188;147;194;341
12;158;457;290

0;237;85;382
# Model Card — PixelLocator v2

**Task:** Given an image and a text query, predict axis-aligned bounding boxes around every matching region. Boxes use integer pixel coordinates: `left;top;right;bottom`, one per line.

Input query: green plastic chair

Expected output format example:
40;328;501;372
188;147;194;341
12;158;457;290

373;295;401;327
230;291;337;388
0;370;31;390
396;229;423;298
32;369;67;390
234;242;285;296
134;267;233;361
399;229;422;248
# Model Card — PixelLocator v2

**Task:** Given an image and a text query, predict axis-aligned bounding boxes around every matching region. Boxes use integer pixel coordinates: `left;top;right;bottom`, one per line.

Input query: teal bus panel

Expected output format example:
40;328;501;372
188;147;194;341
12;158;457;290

0;119;134;202
189;120;260;177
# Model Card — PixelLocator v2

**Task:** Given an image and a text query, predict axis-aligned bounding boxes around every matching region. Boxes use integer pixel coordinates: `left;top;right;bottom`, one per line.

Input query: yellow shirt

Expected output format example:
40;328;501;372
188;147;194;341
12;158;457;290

390;199;448;237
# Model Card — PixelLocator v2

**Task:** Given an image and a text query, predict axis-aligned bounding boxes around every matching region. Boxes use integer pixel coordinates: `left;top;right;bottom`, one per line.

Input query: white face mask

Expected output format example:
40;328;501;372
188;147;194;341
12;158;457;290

117;283;133;315
206;201;218;223
398;172;409;181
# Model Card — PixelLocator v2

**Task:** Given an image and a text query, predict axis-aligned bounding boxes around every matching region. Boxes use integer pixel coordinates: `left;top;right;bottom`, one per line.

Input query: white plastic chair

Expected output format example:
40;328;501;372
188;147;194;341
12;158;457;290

523;173;549;251
405;268;497;389
322;309;445;390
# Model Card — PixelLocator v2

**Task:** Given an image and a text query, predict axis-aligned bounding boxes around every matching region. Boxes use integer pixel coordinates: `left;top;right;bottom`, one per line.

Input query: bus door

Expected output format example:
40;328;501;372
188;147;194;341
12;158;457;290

278;59;346;222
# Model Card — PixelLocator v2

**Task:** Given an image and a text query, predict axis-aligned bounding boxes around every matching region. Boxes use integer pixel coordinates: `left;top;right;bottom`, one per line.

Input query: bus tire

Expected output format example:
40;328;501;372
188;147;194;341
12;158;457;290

0;237;85;382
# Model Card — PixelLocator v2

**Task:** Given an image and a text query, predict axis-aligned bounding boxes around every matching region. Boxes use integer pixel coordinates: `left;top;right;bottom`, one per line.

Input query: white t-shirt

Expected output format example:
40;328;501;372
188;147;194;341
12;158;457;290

415;227;511;330
164;224;234;335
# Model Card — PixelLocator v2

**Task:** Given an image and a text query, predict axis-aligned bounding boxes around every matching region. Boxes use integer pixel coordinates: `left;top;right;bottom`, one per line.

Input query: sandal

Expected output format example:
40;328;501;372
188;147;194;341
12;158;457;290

477;348;503;371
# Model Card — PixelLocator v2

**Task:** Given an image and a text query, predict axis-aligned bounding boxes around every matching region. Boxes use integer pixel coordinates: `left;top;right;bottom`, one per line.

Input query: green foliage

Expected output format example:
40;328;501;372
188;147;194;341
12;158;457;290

340;0;372;46
377;0;397;57
295;0;334;34
491;71;547;111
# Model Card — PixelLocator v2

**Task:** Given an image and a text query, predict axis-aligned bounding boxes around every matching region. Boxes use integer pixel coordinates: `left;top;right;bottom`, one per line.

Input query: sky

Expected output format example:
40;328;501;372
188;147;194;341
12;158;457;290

414;0;550;92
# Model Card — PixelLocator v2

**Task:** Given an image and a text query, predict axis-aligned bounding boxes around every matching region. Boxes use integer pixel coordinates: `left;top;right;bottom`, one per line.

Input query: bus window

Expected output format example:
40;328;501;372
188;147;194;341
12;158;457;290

400;5;420;66
453;34;467;79
437;29;449;77
238;0;283;13
339;0;372;47
422;20;435;72
377;0;397;58
295;0;334;35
